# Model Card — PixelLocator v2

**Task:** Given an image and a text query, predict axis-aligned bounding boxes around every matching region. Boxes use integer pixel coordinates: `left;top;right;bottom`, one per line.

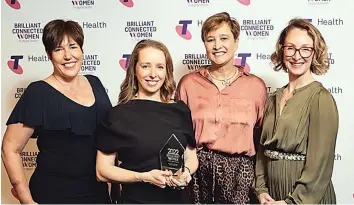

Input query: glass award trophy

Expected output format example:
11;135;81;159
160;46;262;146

159;133;185;176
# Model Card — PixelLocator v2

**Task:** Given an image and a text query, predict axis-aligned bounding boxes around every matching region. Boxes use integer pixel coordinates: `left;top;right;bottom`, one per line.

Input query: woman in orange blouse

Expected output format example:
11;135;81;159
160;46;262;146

175;12;267;204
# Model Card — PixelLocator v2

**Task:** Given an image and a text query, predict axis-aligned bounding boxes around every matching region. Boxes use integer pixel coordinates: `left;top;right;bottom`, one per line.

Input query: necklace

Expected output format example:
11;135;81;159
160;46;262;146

207;67;238;86
53;75;79;96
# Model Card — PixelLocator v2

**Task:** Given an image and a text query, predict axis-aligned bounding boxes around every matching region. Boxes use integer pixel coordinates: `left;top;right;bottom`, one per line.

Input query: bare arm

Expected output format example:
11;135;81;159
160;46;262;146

1;123;37;204
96;151;143;183
96;150;171;188
184;145;198;174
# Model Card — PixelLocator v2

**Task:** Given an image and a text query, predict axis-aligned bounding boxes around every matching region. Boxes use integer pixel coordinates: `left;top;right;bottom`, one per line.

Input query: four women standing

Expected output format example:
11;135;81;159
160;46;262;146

2;14;339;205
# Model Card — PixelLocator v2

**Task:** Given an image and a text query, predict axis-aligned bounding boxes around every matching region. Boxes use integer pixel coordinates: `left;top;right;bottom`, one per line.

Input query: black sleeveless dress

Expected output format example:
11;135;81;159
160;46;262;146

7;75;112;204
97;99;196;204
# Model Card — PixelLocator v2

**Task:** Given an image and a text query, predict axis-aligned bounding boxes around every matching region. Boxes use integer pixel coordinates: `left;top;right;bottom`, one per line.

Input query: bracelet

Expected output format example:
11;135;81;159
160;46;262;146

184;166;191;173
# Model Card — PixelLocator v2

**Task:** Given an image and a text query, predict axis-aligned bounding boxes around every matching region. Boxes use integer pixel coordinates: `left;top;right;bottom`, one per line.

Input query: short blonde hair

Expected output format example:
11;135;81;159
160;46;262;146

118;39;176;104
271;18;329;75
201;12;240;42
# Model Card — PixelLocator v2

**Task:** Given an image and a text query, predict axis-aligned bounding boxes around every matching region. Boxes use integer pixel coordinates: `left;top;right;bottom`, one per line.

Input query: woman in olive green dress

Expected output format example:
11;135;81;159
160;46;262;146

255;18;339;204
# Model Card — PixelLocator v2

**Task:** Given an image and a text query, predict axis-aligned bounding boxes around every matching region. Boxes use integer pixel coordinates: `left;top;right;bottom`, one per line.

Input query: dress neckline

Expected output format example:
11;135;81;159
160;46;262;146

40;75;96;108
278;81;320;94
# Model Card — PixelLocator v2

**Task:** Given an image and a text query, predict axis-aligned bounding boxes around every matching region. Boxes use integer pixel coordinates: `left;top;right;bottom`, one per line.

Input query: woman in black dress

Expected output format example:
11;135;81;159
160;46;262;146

1;19;111;204
96;39;198;204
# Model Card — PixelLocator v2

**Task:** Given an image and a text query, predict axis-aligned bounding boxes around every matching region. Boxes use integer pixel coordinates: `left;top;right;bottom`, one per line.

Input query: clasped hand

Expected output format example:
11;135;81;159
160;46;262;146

165;169;191;190
142;169;191;189
258;193;286;205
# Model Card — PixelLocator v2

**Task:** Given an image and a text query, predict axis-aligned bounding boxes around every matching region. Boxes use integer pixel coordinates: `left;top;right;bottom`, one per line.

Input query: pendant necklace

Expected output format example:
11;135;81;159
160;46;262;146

207;67;238;86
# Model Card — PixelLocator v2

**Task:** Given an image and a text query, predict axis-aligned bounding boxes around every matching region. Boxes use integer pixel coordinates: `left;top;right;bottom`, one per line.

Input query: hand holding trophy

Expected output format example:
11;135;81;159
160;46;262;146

167;168;191;189
159;133;190;189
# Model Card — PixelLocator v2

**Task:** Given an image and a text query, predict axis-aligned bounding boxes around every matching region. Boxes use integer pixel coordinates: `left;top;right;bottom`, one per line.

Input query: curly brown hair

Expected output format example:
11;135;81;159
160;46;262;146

118;39;176;104
271;18;329;75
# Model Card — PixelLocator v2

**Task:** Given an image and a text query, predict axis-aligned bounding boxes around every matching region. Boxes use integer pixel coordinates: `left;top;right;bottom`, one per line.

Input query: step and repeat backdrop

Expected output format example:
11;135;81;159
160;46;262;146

1;0;353;204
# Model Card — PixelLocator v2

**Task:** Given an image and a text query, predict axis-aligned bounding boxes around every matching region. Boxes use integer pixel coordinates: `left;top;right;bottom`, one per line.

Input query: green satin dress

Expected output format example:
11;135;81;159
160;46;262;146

255;81;338;204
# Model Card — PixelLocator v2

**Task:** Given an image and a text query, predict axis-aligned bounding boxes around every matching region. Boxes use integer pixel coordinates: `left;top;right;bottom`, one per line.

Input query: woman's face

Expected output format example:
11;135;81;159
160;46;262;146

135;47;167;99
49;35;83;79
204;23;238;67
283;28;314;77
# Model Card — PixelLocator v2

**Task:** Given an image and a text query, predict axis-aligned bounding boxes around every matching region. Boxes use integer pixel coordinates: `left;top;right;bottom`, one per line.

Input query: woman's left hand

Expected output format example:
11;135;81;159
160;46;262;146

165;169;191;189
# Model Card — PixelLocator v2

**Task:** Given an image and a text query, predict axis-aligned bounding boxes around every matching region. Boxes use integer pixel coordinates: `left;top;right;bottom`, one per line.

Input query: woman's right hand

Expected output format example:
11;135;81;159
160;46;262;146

2;124;36;205
11;187;38;205
258;193;275;205
140;170;172;188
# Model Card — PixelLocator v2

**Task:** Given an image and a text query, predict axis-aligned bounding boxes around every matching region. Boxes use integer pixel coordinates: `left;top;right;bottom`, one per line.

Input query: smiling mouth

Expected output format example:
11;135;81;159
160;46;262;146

145;79;159;85
62;62;76;68
213;51;226;56
290;62;305;67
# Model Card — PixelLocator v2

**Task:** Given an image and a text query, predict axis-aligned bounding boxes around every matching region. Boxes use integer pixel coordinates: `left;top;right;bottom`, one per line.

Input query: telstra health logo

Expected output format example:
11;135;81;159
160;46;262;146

237;0;250;6
176;20;193;40
119;54;131;71
234;53;251;72
8;55;24;74
5;0;21;9
120;0;134;8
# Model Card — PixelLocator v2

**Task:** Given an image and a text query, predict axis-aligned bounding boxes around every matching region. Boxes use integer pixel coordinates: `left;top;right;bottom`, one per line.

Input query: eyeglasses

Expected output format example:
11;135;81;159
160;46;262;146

283;46;314;58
